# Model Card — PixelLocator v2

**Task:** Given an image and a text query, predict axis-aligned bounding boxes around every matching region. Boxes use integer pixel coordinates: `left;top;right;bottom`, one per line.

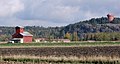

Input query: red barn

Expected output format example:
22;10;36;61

11;26;33;43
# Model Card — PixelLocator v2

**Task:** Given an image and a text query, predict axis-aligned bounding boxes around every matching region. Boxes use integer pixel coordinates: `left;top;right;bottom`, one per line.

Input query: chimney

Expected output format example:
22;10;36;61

15;26;24;33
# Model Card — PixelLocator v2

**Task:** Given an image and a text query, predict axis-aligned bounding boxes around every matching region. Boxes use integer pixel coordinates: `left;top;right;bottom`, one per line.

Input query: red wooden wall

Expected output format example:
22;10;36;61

23;36;32;43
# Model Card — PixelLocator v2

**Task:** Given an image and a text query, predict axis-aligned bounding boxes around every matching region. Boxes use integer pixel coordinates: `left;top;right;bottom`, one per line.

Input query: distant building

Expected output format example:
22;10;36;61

11;26;33;43
35;38;46;42
61;39;71;43
35;38;71;43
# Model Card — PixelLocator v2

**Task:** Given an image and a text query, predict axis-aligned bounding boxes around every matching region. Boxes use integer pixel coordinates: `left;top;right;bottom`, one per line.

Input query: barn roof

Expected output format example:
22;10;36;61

20;32;33;36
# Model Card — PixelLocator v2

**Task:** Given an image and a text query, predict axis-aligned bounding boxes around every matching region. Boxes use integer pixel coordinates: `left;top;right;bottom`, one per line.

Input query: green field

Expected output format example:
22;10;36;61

0;41;120;47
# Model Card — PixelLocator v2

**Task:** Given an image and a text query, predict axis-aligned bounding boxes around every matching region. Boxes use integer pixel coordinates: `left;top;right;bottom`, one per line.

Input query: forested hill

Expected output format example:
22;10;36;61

62;17;120;33
1;17;120;41
80;17;120;24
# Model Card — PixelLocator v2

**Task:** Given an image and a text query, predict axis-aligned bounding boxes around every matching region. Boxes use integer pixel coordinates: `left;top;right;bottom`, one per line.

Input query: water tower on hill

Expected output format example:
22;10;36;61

107;14;114;22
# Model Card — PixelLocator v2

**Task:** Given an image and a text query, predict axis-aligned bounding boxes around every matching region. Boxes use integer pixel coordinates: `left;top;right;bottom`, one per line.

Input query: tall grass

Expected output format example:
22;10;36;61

1;55;120;64
0;55;120;64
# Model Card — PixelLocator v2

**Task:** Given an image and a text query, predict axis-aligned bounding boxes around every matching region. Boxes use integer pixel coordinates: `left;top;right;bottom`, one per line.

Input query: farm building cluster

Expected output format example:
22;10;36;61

35;38;71;43
9;26;70;43
11;26;33;43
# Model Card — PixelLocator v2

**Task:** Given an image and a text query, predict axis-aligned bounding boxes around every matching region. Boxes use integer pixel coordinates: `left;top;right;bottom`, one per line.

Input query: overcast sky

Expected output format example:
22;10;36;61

0;0;120;27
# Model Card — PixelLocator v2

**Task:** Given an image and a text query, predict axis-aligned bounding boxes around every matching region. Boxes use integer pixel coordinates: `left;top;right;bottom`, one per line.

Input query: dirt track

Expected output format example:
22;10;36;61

0;46;120;57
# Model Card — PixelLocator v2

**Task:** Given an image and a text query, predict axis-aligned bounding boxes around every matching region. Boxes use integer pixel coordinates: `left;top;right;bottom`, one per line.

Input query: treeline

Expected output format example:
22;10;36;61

63;32;120;41
0;17;120;41
82;32;120;41
62;17;120;41
0;27;14;41
24;26;63;39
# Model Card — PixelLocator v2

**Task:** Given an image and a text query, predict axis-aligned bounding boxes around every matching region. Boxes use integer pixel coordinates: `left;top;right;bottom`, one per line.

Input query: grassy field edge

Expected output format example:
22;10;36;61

0;42;120;48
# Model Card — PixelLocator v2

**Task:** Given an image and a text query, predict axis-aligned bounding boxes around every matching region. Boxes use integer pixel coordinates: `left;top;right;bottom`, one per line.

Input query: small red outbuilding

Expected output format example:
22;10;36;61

12;26;33;43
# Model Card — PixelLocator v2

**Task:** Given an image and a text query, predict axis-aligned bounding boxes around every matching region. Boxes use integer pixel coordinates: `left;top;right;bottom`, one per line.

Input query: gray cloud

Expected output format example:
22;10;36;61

0;0;120;27
0;0;24;17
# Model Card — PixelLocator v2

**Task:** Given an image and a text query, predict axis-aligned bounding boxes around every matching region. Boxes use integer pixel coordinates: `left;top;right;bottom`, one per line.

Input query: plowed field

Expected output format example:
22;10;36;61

0;46;120;57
